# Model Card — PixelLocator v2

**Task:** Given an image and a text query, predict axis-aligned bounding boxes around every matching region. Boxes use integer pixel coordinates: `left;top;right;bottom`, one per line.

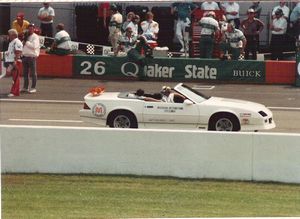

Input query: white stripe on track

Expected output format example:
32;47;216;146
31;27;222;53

9;119;83;123
2;98;300;111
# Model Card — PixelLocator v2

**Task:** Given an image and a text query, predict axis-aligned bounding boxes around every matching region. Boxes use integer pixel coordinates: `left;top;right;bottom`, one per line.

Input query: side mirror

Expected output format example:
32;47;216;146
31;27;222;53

184;99;193;105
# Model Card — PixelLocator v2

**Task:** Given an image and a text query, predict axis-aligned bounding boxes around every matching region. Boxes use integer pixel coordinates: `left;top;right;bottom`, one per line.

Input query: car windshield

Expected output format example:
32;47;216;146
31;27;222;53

176;84;210;103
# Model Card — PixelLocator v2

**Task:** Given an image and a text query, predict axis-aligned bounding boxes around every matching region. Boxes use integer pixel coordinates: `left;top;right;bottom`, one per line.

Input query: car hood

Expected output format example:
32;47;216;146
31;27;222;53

204;97;267;112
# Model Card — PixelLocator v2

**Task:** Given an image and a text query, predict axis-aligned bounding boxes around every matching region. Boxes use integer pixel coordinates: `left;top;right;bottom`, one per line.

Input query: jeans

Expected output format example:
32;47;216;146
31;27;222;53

22;56;37;89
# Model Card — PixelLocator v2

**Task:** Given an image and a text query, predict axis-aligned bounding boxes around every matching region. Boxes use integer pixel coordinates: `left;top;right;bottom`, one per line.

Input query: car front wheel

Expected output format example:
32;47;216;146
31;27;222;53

208;114;240;131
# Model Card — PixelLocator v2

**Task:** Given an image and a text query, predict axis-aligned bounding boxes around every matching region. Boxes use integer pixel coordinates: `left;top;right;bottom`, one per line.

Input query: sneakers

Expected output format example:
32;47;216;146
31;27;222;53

29;89;37;93
7;93;15;97
179;48;185;53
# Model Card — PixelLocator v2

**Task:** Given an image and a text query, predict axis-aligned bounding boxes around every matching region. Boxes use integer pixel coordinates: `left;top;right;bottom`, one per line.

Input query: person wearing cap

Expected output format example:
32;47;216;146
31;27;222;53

199;11;220;58
240;8;264;60
272;1;290;20
249;1;262;19
171;2;197;53
11;12;30;39
270;8;287;60
198;11;220;58
3;29;23;97
47;23;72;55
38;2;55;40
21;23;40;94
220;22;246;60
122;12;135;33
108;4;123;56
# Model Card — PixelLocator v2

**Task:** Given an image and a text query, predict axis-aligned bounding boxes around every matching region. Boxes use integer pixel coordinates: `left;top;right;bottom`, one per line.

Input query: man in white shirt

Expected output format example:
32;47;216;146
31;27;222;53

38;2;55;47
272;1;290;20
48;23;72;55
21;23;40;93
220;22;246;60
140;12;159;41
199;11;220;58
201;1;220;11
221;1;240;29
3;29;23;97
270;9;287;60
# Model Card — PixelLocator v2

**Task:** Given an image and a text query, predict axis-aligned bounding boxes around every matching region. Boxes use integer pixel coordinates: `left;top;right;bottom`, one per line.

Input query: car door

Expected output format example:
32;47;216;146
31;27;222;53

143;101;200;128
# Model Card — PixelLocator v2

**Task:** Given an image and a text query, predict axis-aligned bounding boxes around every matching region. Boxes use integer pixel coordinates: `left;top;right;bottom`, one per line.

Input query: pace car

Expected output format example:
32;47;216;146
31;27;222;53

79;83;275;131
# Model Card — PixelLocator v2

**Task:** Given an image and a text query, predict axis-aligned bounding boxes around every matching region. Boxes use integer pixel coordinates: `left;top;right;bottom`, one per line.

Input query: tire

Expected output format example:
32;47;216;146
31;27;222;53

108;111;137;128
208;113;240;131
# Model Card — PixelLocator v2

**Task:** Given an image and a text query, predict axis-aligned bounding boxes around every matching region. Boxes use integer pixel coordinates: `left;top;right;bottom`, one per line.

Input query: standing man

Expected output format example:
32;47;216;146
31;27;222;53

11;12;30;40
108;4;123;56
221;1;240;29
3;29;23;97
270;9;287;60
220;22;246;60
199;11;220;58
171;2;196;52
97;2;110;45
38;2;55;46
21;23;40;94
201;1;220;10
240;8;264;60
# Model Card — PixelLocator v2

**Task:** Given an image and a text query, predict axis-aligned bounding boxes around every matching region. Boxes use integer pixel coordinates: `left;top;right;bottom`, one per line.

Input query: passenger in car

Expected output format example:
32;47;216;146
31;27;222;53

160;86;186;103
128;89;161;102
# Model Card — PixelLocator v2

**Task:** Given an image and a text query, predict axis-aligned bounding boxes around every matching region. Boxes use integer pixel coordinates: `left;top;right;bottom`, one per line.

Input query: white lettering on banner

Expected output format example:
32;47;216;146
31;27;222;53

145;64;174;78
121;62;139;77
233;70;261;78
80;61;106;75
185;65;217;79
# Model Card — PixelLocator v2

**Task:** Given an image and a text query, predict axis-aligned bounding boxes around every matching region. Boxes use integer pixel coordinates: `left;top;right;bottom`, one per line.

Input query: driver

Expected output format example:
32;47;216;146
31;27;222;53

160;86;186;103
129;89;161;102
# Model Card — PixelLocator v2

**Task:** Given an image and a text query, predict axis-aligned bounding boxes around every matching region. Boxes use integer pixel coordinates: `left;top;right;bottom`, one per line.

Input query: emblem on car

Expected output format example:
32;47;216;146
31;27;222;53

92;103;106;117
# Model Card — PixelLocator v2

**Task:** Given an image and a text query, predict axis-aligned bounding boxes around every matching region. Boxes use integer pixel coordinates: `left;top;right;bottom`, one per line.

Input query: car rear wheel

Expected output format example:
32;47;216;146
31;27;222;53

209;114;240;131
108;111;137;128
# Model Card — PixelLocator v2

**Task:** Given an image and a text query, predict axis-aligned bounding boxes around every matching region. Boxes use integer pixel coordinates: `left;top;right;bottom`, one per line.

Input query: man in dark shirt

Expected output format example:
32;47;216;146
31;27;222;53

240;8;264;60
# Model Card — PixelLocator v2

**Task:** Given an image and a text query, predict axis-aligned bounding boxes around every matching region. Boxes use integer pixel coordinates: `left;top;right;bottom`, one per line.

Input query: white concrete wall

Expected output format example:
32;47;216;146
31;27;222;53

1;125;300;184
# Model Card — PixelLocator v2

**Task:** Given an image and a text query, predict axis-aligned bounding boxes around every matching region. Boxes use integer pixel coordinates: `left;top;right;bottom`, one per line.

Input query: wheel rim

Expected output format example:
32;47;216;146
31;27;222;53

113;115;131;128
215;118;233;131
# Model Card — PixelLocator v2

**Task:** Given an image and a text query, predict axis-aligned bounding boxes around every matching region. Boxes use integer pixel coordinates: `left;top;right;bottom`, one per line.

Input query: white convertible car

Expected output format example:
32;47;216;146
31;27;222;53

79;83;275;131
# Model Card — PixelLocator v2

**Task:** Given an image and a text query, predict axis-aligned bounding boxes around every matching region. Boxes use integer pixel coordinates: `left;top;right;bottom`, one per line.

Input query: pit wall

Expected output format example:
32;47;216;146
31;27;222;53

1;125;300;184
31;52;296;84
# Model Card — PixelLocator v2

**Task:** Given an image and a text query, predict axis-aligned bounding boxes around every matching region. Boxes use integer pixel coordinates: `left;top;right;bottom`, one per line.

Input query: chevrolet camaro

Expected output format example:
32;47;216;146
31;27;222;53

79;83;275;131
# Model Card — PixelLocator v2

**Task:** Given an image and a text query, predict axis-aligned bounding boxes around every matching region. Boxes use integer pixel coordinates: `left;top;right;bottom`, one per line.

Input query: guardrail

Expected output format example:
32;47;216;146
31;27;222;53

1;125;299;184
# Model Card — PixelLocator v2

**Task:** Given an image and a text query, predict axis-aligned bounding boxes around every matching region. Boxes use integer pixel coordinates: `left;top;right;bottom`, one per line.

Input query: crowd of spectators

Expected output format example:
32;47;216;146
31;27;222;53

2;1;300;96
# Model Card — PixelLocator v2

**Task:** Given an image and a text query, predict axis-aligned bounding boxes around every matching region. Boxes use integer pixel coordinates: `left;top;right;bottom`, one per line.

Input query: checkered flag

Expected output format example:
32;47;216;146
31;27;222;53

86;44;95;55
167;52;173;58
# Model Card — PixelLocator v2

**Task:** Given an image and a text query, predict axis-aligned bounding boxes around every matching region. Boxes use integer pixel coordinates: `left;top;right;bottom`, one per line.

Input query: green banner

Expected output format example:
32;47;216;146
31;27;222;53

74;55;265;83
296;51;300;87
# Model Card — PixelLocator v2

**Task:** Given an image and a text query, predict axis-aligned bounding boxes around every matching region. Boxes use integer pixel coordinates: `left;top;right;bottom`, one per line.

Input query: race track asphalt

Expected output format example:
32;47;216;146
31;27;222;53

1;77;300;133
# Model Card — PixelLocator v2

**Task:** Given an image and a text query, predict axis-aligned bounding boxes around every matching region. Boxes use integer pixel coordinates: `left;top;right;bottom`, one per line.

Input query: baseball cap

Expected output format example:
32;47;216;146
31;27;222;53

248;8;255;13
28;23;35;27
